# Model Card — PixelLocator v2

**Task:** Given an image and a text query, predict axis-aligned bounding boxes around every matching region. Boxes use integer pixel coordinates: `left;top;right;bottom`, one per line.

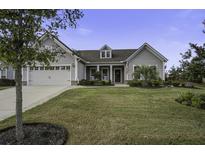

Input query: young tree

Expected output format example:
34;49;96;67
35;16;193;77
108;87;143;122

179;20;205;83
0;9;83;143
168;65;182;81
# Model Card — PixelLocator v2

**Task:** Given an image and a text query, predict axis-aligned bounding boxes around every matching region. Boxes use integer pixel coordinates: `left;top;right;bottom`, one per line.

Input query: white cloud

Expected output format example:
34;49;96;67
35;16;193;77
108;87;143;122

77;28;92;36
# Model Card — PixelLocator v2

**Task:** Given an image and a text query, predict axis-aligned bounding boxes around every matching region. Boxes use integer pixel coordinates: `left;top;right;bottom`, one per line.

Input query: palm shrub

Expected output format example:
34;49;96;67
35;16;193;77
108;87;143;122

133;65;159;81
93;71;101;80
132;65;160;87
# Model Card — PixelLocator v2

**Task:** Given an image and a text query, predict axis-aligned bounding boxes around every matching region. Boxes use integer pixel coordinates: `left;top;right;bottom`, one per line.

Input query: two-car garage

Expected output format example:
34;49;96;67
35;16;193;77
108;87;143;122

28;65;71;86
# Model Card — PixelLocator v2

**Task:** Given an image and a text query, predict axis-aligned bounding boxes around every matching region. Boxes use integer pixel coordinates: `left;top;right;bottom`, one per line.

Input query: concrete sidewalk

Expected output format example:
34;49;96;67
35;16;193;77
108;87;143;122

0;86;77;121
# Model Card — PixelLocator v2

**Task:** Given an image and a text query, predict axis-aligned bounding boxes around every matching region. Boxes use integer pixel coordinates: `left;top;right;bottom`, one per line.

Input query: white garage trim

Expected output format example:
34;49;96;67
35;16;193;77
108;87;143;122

28;64;72;86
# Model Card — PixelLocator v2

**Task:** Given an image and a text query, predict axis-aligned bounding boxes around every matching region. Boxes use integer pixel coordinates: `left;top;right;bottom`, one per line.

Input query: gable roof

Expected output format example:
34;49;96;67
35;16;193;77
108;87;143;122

39;33;87;63
100;44;112;50
77;49;136;63
125;43;168;62
38;33;168;63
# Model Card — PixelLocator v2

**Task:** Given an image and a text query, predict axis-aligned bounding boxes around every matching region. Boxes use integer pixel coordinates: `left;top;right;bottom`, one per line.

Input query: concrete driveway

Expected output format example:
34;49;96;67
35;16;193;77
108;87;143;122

0;86;74;121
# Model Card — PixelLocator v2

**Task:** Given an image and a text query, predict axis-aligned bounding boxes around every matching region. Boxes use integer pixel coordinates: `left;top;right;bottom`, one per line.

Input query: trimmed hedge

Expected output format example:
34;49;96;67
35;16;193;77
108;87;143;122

78;79;113;86
127;80;162;88
0;79;15;86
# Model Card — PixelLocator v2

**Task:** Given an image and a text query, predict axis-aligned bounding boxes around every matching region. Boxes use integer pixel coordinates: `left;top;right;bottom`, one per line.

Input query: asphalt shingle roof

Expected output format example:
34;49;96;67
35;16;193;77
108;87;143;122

77;49;137;62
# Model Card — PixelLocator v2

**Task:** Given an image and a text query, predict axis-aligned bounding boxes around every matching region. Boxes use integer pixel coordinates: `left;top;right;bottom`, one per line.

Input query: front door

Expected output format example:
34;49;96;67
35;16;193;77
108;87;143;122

114;69;121;83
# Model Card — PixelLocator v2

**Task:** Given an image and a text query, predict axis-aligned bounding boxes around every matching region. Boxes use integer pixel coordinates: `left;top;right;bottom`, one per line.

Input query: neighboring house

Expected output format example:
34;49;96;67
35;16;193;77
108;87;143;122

0;34;168;86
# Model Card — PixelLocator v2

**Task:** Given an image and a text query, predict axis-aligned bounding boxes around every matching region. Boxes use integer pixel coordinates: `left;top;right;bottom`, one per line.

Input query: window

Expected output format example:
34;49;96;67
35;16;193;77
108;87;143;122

102;68;108;80
90;68;96;80
61;66;65;70
55;66;60;70
40;67;44;70
45;67;49;70
106;51;111;58
133;65;141;80
66;66;70;70
150;65;157;72
50;66;54;70
35;67;39;70
100;50;112;59
1;68;7;79
101;51;105;58
134;65;140;72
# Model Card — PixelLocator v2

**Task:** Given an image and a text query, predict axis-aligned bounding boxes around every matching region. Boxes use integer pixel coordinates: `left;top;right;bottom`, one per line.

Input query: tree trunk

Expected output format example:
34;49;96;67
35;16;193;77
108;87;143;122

15;65;24;143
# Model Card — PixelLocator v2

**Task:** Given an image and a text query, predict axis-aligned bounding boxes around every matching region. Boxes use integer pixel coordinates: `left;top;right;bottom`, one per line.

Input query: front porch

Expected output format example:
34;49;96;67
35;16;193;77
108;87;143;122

85;65;125;84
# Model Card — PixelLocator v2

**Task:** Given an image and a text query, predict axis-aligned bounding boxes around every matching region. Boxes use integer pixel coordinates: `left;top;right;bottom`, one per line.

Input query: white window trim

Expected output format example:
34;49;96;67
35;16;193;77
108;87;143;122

0;67;8;79
101;67;109;81
133;64;141;73
90;68;96;80
100;50;112;59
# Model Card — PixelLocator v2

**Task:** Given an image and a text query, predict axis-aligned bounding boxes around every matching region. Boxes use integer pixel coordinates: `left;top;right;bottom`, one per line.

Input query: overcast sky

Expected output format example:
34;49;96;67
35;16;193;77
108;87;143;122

57;9;205;69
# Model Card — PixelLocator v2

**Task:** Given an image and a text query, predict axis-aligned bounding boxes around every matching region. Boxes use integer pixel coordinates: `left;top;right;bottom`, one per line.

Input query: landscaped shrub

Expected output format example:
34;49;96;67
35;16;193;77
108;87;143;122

164;80;172;86
152;80;161;87
79;79;92;86
104;80;112;85
172;81;180;87
146;80;153;87
175;92;194;106
197;94;205;109
191;95;202;108
128;80;142;87
78;79;112;86
128;80;162;88
0;79;15;86
175;92;205;109
93;80;104;86
181;82;185;87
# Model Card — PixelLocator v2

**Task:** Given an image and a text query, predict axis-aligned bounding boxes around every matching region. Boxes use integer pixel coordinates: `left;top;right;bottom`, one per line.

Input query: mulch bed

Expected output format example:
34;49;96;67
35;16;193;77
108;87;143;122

0;123;68;145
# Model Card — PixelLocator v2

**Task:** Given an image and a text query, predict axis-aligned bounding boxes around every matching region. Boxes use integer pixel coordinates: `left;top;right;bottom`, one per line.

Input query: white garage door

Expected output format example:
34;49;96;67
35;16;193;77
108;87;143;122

29;66;71;86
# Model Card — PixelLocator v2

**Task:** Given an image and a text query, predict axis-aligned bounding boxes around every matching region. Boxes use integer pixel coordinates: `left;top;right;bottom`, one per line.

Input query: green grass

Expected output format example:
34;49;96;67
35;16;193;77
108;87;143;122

1;86;205;144
0;86;12;91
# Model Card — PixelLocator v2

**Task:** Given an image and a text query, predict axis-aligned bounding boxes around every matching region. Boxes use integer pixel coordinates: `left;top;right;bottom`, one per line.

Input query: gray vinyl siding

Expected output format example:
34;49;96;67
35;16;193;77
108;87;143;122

78;61;85;80
7;66;14;80
127;48;164;80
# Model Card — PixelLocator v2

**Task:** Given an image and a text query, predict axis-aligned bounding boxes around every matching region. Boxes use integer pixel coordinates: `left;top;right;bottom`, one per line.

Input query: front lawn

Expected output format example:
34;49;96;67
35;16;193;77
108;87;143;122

0;86;11;91
1;86;205;144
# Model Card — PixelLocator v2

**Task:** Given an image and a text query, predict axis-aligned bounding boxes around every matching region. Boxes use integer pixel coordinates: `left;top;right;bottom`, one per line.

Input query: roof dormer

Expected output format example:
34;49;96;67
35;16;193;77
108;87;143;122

100;44;112;59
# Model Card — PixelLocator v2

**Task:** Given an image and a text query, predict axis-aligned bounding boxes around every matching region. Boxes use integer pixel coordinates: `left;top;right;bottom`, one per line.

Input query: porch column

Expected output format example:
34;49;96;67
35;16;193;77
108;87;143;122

84;65;87;80
0;69;1;79
5;68;7;79
27;66;29;86
74;56;78;81
126;62;129;81
162;62;165;80
110;65;112;82
97;65;100;72
21;68;23;81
